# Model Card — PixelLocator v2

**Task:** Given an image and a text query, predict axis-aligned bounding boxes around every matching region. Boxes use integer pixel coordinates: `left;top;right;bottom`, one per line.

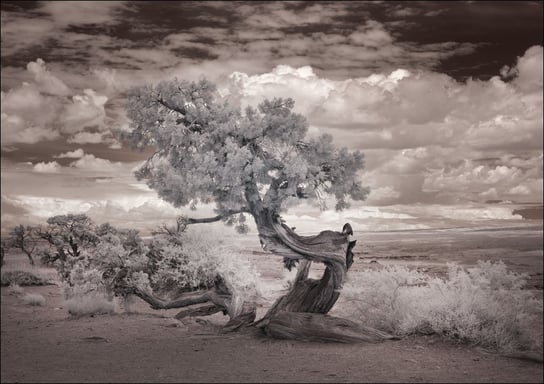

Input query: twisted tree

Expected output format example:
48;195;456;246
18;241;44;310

124;78;392;342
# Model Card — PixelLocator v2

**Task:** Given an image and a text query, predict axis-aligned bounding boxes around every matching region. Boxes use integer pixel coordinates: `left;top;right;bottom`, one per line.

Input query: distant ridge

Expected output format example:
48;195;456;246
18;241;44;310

513;206;544;220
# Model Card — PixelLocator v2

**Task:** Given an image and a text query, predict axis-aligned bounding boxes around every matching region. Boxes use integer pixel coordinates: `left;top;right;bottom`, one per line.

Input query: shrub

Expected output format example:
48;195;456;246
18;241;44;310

23;293;45;306
335;261;543;354
8;284;24;295
1;270;51;286
65;292;115;317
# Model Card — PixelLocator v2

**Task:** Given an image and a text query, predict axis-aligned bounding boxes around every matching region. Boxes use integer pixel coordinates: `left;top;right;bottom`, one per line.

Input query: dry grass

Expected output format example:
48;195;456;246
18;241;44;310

1;252;59;286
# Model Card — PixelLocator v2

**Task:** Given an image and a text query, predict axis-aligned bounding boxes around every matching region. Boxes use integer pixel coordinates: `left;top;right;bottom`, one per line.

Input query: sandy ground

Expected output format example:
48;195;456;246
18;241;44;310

2;284;543;383
1;225;543;383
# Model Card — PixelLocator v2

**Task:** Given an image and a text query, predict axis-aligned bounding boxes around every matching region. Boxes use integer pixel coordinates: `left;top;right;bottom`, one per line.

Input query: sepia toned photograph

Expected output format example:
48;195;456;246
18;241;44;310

1;1;542;383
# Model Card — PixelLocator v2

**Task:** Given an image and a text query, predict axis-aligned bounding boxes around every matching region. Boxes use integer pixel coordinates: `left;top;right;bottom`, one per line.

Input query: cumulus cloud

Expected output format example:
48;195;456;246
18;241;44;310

422;156;543;203
1;192;198;234
67;132;106;144
509;45;543;93
349;21;393;47
55;148;85;159
26;58;71;96
1;59;116;148
222;45;542;204
33;161;61;173
69;154;127;173
61;89;108;134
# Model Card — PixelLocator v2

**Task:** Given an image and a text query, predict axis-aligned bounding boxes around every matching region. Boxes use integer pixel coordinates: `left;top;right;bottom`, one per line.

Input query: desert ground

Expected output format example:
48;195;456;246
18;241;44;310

1;225;543;383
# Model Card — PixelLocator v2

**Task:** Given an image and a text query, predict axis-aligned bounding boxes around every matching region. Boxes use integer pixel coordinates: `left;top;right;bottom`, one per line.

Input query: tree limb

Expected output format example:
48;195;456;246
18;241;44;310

184;209;249;225
156;98;186;116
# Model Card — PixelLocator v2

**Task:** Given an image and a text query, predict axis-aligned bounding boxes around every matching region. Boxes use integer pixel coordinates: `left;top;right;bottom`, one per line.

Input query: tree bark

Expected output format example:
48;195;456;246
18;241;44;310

253;213;393;343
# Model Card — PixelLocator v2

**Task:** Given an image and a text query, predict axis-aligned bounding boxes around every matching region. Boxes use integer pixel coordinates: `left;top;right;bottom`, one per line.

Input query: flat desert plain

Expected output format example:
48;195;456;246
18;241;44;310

1;225;543;383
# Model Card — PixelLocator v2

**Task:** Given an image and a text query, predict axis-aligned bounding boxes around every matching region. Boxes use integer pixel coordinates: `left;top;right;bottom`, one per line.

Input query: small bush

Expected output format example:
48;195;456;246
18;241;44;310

1;270;51;286
23;293;45;306
65;293;115;317
8;284;24;295
336;261;543;354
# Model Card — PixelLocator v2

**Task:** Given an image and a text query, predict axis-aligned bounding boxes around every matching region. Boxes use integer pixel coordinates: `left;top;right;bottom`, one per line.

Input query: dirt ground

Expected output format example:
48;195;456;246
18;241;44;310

2;225;543;383
1;283;543;383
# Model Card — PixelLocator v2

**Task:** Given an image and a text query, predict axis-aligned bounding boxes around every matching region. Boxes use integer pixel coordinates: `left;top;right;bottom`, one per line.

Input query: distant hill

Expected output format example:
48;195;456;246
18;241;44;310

513;206;544;220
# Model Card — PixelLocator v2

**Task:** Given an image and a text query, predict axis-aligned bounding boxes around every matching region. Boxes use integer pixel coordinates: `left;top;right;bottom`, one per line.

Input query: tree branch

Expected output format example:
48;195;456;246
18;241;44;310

132;287;217;310
184;209;248;225
156;98;186;116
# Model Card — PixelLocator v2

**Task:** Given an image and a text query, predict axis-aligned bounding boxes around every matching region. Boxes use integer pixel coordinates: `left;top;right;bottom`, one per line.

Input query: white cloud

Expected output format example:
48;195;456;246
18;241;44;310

511;45;543;93
61;89;108;134
508;185;531;196
33;161;61;173
366;186;401;204
39;1;128;27
55;148;85;159
1;59;115;147
67;132;106;144
70;154;127;173
349;21;393;47
1;81;63;146
27;58;71;96
222;45;542;204
3;194;94;218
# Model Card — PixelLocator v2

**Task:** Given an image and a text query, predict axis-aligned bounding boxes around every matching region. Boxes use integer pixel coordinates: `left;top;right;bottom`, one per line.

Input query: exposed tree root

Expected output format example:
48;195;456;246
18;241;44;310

260;311;397;343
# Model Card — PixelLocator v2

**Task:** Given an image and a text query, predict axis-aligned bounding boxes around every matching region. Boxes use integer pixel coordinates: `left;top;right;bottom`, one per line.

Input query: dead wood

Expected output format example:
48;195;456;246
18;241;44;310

262;311;397;343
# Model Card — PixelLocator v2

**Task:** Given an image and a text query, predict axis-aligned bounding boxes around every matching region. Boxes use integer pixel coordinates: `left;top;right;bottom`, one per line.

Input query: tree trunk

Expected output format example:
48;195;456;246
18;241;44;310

253;211;393;343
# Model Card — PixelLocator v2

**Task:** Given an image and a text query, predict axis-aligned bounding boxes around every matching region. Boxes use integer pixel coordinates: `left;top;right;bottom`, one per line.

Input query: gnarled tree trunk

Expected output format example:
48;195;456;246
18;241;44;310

251;211;394;343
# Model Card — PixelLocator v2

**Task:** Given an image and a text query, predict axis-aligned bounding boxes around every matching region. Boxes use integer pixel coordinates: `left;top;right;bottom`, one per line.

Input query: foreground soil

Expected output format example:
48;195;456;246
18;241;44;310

1;284;542;383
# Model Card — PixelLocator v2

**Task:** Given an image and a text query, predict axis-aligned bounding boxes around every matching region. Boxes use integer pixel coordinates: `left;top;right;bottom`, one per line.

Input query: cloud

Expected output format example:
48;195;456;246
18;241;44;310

1;59;117;148
33;161;61;173
67;132;107;145
1;2;128;60
60;89;108;134
55;148;85;159
509;45;543;93
1;192;197;234
348;21;393;47
39;1;129;27
0;13;56;57
239;2;350;29
1;77;64;146
366;186;402;205
69;153;129;173
26;58;71;96
422;156;543;203
221;45;542;204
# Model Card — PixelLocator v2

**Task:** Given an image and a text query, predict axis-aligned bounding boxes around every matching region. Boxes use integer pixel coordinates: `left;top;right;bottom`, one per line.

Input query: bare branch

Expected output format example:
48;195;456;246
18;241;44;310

184;209;249;225
131;288;214;310
155;98;186;116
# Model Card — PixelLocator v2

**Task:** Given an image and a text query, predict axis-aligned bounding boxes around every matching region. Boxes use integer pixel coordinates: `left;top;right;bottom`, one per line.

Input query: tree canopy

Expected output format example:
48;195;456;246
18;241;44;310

126;78;368;230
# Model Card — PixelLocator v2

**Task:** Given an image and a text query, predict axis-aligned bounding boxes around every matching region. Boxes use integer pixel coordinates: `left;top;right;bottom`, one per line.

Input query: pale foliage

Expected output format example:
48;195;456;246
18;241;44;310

336;261;543;353
126;78;368;229
65;293;115;317
23;293;45;306
8;284;24;295
34;213;262;318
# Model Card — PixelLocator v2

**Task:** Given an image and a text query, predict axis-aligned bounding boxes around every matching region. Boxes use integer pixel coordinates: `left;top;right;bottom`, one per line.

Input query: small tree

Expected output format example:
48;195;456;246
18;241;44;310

0;238;10;267
121;78;393;342
7;225;39;265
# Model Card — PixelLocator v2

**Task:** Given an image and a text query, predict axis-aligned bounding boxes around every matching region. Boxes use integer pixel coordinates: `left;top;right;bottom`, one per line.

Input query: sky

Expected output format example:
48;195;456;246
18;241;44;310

1;1;543;234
